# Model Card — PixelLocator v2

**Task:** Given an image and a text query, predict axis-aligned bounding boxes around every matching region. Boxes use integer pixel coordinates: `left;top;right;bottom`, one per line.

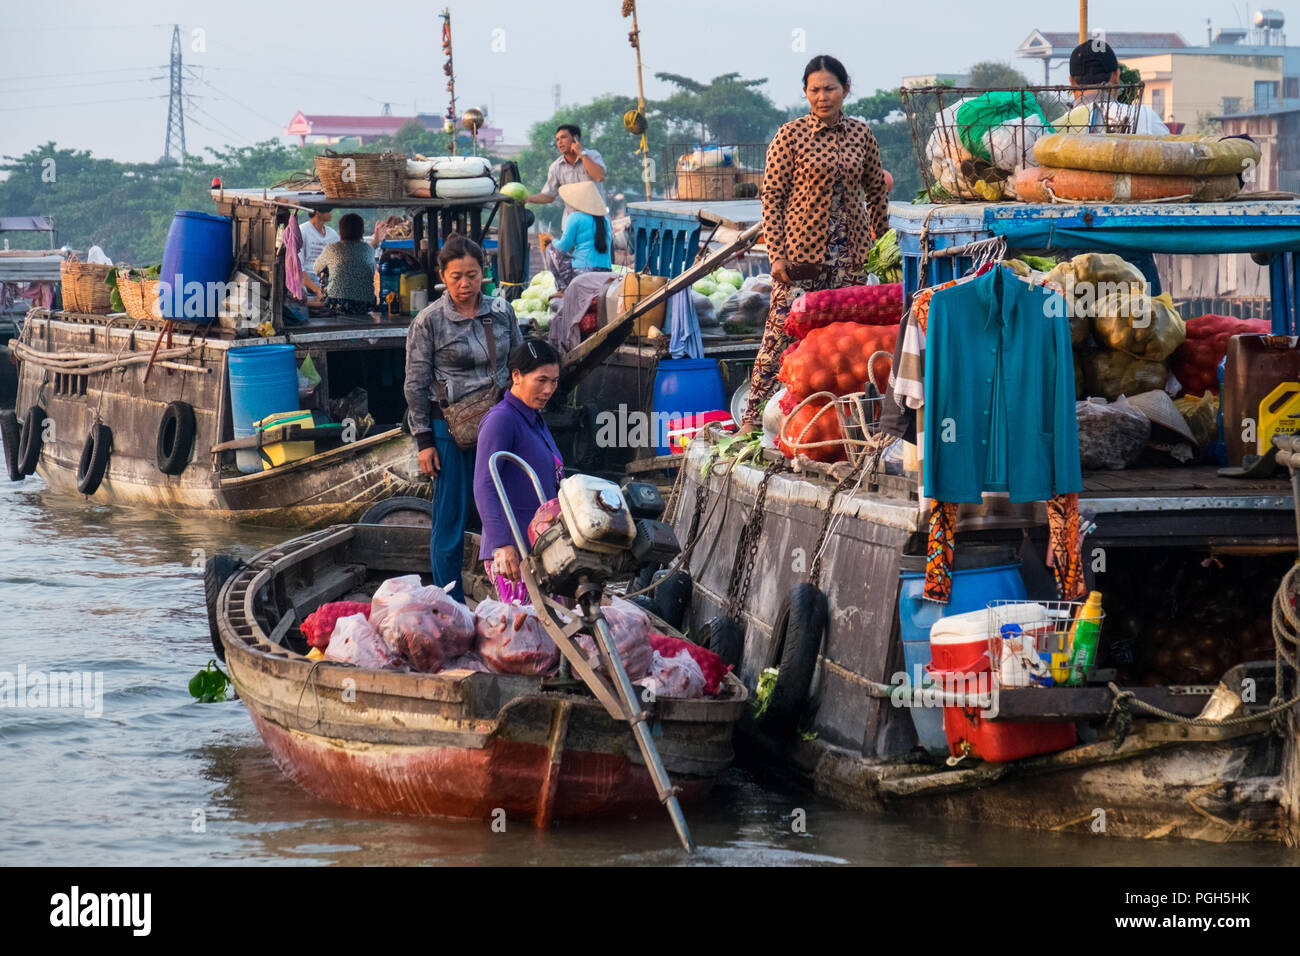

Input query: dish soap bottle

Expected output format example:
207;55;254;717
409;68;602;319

1067;591;1104;687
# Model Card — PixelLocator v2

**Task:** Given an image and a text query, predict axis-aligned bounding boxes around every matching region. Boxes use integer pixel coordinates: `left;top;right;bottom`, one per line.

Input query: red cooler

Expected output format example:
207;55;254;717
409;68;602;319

928;609;1077;762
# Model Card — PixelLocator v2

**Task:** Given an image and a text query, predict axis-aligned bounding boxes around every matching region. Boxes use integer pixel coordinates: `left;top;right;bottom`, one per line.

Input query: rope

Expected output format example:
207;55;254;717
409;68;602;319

1105;563;1300;745
294;659;326;730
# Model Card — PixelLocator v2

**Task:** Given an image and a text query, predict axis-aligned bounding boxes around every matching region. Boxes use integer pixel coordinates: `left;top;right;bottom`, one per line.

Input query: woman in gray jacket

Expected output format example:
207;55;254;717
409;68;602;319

404;235;523;601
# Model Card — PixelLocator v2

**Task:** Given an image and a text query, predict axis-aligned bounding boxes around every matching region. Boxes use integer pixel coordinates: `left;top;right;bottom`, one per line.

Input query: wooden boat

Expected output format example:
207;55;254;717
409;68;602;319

214;522;748;824
4;186;510;524
673;432;1300;845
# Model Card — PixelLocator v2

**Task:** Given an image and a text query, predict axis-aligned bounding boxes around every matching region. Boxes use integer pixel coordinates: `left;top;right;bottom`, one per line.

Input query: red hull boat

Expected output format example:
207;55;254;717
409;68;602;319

215;523;746;826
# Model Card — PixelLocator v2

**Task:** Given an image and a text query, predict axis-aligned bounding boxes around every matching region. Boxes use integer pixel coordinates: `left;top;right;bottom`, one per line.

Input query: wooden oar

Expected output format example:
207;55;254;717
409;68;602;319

558;221;762;394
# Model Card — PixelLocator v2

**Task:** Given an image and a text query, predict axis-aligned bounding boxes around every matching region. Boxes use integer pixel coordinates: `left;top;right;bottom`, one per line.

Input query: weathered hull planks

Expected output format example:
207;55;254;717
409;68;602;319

218;523;746;822
249;710;717;819
15;311;423;524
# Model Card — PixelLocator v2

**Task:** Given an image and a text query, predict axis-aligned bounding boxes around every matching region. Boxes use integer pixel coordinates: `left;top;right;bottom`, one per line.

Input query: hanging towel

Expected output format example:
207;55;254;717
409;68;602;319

668;288;703;359
283;216;305;300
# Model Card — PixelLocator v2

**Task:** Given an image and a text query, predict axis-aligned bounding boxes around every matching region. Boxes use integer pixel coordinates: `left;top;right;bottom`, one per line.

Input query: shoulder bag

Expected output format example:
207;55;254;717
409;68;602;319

436;315;502;450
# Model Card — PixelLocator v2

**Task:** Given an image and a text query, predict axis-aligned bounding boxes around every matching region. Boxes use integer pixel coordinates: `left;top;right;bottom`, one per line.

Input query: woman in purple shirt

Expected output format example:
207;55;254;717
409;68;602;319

472;339;564;600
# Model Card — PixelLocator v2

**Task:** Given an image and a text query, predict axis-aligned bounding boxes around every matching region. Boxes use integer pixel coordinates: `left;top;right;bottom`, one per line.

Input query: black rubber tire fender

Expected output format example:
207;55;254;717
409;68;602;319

651;570;692;631
700;615;744;670
762;583;829;732
204;554;245;663
17;404;44;476
155;401;196;475
1;411;23;482
359;495;434;527
76;423;112;495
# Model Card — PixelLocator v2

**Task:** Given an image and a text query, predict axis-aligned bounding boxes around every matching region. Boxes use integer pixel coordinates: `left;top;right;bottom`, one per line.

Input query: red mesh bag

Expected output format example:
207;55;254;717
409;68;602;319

785;283;903;339
778;320;898;401
1168;315;1270;397
300;601;372;650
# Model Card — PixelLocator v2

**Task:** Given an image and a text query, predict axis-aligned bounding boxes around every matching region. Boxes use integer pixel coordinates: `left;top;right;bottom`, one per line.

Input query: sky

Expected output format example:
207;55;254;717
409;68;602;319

0;0;1288;164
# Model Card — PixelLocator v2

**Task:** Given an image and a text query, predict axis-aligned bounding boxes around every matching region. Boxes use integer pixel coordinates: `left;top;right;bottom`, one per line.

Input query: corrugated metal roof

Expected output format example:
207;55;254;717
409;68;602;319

0;216;54;232
1039;31;1189;51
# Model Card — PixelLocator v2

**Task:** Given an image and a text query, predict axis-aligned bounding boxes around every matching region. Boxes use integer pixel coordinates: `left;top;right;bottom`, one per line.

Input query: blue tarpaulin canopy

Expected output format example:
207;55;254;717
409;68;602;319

984;203;1300;255
891;199;1300;333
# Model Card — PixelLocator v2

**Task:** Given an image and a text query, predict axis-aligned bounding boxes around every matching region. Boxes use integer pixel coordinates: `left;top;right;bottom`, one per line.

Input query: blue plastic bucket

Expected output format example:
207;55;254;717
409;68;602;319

897;545;1026;754
228;345;299;473
652;358;726;455
158;210;234;319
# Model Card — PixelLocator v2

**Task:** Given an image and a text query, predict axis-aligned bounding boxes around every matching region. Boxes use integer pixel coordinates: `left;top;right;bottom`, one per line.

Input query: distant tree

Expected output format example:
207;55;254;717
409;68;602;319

653;72;785;144
845;88;905;123
968;62;1031;89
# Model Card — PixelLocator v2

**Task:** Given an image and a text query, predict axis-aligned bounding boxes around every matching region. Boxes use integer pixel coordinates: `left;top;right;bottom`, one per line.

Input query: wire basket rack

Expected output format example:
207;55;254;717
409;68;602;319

986;599;1106;689
833;391;884;468
900;84;1144;203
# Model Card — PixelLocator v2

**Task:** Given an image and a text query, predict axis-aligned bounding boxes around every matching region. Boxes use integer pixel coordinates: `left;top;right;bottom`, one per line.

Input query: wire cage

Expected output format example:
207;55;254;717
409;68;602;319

661;144;766;200
833;391;885;468
900;84;1145;203
986;599;1107;689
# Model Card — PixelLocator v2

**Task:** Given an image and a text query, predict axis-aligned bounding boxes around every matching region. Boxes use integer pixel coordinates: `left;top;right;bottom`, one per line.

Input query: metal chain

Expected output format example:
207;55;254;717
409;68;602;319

725;459;783;619
807;449;881;589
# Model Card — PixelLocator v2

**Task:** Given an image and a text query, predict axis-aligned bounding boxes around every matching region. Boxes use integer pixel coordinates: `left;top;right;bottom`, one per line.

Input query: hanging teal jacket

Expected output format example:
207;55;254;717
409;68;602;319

923;266;1082;503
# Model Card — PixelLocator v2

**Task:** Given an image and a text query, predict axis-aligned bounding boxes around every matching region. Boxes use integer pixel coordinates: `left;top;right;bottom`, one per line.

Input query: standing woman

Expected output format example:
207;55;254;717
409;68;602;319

405;235;524;602
739;54;891;431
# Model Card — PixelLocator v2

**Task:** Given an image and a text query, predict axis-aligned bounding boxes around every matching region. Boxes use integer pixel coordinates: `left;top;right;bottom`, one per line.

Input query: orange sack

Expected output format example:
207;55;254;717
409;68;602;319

778;320;898;402
1013;166;1240;204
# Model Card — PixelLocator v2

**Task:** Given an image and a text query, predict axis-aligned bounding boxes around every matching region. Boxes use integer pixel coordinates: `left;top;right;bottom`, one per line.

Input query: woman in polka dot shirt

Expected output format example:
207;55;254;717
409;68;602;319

740;54;891;431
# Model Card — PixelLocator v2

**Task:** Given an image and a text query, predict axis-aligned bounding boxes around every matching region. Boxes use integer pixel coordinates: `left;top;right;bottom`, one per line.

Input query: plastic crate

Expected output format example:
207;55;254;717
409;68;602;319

628;210;701;278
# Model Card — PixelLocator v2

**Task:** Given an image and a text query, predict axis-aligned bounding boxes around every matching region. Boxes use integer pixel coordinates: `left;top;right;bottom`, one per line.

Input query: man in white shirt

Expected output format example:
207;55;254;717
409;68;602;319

1068;40;1170;136
526;124;607;227
300;208;339;300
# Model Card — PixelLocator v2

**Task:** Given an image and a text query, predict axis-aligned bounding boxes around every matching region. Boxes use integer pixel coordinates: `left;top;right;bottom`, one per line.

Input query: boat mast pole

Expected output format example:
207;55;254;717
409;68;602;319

441;9;457;156
624;1;652;201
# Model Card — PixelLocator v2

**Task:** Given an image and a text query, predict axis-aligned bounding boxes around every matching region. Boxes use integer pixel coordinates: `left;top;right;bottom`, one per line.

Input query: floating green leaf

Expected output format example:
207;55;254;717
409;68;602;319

188;659;230;703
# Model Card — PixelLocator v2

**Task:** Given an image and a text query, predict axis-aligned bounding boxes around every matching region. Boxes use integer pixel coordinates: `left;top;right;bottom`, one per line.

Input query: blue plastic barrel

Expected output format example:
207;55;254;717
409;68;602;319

652;358;726;455
228;345;299;473
897;546;1026;755
158;210;234;319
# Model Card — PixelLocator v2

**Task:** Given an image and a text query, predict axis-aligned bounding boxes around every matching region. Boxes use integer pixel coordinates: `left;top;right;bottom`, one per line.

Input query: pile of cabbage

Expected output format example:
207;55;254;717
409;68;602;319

513;271;558;331
692;267;744;314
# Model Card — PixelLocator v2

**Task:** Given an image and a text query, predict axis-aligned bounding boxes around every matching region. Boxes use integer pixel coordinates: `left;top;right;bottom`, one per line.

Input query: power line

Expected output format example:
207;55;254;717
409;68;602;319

0;94;165;112
196;78;283;129
0;76;163;95
0;66;157;87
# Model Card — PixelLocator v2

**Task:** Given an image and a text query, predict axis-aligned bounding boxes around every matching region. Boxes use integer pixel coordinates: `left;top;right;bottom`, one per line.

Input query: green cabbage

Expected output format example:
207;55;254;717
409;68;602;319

693;278;718;295
714;268;743;288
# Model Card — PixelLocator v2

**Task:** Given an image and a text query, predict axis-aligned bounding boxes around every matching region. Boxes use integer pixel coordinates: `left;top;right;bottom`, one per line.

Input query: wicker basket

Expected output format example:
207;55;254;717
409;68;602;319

60;258;113;314
314;150;405;200
675;165;737;201
115;269;162;321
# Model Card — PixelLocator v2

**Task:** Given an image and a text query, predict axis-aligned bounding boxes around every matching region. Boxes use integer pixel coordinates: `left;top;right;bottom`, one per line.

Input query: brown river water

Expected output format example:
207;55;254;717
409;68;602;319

2;475;1298;866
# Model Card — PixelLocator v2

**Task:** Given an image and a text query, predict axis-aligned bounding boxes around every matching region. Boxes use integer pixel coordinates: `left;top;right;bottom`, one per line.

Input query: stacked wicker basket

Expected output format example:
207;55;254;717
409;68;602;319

314;150;405;200
59;258;114;314
115;270;163;320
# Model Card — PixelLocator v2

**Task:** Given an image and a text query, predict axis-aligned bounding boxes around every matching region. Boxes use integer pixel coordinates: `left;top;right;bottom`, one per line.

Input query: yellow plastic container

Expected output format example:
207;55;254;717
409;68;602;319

1258;381;1300;455
253;409;316;470
620;272;667;336
400;270;427;314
